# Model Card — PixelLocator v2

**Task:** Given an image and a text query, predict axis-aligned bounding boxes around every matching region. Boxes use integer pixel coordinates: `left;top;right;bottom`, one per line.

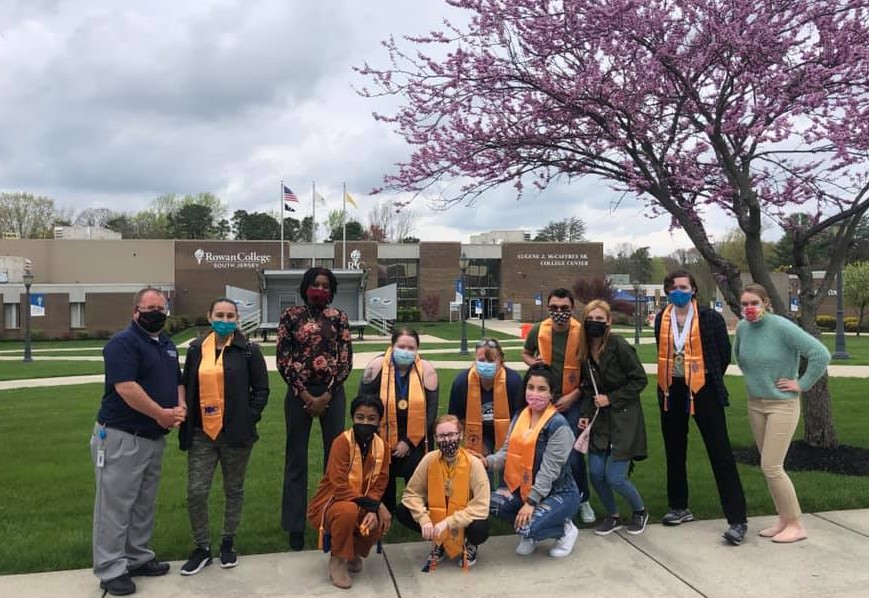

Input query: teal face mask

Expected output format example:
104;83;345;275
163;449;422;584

475;361;497;380
392;348;416;366
211;320;237;336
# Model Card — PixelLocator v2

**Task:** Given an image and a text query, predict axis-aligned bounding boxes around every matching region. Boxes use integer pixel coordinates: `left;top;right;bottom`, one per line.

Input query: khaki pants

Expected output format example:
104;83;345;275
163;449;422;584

747;398;802;518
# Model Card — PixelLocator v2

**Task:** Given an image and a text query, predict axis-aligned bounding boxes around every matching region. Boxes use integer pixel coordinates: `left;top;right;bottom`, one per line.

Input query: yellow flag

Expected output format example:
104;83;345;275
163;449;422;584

344;191;358;208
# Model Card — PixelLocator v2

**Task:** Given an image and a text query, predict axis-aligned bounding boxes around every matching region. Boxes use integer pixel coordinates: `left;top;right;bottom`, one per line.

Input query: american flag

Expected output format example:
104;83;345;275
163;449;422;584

283;185;299;203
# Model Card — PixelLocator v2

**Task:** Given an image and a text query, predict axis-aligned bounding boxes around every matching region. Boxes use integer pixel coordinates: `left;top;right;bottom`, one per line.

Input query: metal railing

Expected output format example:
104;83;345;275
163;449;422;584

240;309;261;336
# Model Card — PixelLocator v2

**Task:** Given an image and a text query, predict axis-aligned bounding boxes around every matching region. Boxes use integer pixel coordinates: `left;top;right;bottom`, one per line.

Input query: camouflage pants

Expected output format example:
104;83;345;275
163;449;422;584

187;429;253;547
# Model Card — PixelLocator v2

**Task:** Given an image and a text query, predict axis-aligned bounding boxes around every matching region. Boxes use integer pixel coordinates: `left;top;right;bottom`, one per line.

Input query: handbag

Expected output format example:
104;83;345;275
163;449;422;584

573;361;600;455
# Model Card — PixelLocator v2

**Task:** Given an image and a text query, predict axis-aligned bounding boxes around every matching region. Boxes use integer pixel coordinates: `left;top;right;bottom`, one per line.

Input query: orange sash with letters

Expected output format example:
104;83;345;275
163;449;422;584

427;448;471;559
198;332;228;440
503;404;557;500
465;365;511;454
657;302;706;414
538;318;581;395
379;348;427;448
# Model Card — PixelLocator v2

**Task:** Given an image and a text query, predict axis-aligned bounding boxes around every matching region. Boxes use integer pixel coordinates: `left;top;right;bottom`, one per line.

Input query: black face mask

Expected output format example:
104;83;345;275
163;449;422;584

137;309;167;333
352;423;378;444
584;320;608;338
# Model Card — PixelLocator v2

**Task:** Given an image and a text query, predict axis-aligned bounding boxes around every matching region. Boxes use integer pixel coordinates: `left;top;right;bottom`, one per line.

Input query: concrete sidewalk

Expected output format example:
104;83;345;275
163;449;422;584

2;510;868;597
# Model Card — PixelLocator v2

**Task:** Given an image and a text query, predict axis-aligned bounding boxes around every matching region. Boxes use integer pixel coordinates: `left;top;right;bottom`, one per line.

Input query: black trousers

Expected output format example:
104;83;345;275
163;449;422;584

281;385;347;533
382;445;425;513
394;503;489;546
660;378;747;524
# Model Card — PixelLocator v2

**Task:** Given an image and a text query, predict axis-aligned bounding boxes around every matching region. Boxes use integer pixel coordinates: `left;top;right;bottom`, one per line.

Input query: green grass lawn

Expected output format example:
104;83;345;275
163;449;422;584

0;360;105;381
1;371;868;575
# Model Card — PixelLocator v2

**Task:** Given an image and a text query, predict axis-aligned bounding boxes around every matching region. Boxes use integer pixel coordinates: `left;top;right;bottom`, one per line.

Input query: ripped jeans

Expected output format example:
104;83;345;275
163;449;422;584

490;481;580;541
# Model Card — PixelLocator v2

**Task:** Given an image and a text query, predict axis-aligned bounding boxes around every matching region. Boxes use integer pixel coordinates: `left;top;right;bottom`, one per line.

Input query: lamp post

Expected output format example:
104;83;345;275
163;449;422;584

633;281;642;347
833;266;850;359
23;268;34;363
459;252;469;355
480;287;487;337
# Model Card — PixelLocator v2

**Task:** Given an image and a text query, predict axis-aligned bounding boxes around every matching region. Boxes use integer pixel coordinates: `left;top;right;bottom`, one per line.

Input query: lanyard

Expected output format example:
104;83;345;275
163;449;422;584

671;304;694;353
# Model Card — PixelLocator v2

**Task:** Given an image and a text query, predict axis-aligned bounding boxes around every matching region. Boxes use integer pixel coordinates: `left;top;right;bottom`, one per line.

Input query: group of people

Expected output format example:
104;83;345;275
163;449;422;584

90;266;831;595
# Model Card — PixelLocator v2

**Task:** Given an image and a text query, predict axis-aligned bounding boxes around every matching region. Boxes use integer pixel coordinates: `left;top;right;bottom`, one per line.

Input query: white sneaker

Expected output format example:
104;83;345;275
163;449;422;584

515;537;536;556
549;520;579;558
579;501;596;524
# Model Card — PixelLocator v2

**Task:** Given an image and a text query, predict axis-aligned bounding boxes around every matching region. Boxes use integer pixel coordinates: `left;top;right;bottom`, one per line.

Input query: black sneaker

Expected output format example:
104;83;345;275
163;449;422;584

220;537;238;569
723;523;748;546
289;531;305;551
421;544;445;572
626;510;649;535
180;546;212;576
594;516;623;536
661;508;694;526
128;558;170;577
99;573;136;596
459;541;478;567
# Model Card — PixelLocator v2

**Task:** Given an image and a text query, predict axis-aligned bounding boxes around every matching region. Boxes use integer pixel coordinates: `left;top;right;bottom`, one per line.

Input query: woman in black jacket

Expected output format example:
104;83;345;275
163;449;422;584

578;299;649;536
178;298;269;575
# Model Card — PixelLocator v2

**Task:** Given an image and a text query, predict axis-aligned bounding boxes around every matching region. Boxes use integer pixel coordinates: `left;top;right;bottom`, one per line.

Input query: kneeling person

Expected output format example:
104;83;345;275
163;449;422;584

397;415;490;570
307;394;393;590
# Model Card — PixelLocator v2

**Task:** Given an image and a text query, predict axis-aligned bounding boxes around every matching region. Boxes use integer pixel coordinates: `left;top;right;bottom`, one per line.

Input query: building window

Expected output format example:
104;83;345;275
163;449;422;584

4;303;19;329
377;259;419;310
288;258;334;269
70;302;86;329
466;259;501;318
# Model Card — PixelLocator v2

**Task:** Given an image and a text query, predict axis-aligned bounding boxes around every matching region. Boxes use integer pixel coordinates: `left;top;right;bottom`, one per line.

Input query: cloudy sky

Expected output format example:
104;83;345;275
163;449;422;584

0;0;737;254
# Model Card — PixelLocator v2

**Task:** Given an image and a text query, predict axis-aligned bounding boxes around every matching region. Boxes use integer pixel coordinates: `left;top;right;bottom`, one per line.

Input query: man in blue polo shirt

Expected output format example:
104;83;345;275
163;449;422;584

91;288;186;596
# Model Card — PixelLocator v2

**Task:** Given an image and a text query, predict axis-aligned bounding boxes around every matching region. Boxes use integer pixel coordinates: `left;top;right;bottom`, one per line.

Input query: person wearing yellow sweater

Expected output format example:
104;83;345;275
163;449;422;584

396;415;490;569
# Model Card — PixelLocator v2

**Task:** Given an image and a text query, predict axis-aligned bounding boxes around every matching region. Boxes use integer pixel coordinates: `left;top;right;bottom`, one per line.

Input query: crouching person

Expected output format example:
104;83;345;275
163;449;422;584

396;415;490;570
483;365;580;558
306;394;392;589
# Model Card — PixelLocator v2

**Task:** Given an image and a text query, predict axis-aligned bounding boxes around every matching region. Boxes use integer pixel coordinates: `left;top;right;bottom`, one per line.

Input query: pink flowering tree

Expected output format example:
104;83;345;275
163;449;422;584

358;0;869;447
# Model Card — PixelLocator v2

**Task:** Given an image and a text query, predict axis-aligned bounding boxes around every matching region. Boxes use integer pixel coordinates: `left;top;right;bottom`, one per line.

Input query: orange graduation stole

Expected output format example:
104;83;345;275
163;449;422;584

198;332;228;440
427;448;472;559
379;348;427;449
465;365;510;454
316;429;386;550
657;302;706;414
538;318;581;395
503;404;557;500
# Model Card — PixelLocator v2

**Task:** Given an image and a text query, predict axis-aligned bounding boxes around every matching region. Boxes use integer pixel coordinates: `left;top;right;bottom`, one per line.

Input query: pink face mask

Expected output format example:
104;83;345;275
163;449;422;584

526;393;551;411
743;305;764;323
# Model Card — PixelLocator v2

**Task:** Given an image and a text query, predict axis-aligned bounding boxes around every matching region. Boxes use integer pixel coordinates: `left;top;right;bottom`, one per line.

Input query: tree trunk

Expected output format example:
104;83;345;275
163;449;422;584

800;372;839;448
797;305;839;449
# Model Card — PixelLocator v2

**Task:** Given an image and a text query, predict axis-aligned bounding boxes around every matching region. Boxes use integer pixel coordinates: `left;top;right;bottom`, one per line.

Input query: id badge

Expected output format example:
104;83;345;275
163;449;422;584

96;449;106;468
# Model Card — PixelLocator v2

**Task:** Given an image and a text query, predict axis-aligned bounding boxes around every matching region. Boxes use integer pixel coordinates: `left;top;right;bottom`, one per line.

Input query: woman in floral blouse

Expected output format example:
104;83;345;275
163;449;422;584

277;267;353;551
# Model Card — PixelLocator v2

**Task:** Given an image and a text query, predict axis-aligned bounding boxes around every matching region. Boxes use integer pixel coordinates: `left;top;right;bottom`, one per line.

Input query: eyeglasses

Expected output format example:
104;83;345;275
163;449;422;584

435;432;460;441
547;305;572;312
475;339;500;349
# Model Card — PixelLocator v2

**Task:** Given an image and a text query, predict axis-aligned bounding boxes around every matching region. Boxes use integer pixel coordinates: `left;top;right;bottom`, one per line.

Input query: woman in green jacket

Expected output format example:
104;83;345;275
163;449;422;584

578;299;649;536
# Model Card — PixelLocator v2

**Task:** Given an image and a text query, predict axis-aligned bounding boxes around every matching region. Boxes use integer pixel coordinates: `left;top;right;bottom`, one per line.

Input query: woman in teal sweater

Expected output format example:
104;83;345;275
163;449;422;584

734;283;831;544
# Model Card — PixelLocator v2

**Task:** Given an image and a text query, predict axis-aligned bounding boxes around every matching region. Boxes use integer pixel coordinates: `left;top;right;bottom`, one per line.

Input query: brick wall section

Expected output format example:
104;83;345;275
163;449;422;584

500;242;605;321
419;242;462;320
19;293;70;340
85;293;137;337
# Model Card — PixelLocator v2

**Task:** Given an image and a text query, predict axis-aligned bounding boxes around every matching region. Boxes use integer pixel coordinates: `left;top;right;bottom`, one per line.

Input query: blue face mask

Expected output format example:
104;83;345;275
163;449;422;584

211;320;237;337
392;348;416;367
669;289;693;308
475;361;497;380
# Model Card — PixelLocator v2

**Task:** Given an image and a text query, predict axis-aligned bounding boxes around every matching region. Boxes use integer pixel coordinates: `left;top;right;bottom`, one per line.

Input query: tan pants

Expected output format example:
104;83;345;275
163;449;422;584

747;398;802;518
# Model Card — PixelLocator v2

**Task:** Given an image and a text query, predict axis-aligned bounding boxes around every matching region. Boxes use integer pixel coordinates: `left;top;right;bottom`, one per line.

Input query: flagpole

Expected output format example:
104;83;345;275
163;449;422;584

279;180;285;270
311;181;316;268
342;182;347;269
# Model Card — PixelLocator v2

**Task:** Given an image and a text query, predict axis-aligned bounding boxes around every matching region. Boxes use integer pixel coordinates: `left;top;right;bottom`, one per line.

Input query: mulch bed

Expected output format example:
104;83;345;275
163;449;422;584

733;440;869;476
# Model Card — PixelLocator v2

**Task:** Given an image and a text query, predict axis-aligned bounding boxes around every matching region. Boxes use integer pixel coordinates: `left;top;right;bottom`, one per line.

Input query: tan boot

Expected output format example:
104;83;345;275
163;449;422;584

329;555;352;589
347;557;363;573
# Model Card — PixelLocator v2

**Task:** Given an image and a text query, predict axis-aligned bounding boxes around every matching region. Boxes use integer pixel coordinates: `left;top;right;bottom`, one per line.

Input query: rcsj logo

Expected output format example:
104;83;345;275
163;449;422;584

192;248;273;270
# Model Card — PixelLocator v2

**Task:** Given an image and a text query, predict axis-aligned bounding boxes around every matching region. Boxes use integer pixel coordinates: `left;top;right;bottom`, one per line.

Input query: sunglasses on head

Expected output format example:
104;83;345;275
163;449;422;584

475;338;500;349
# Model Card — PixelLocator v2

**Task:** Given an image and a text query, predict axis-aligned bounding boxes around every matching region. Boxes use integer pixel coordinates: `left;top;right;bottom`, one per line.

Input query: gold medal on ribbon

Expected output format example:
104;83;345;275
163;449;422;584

674;353;684;366
397;399;409;410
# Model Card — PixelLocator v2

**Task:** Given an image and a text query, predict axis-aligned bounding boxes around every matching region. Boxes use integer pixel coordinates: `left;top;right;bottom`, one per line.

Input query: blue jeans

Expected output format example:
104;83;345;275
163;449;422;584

565;403;590;503
490;483;580;541
588;450;644;516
